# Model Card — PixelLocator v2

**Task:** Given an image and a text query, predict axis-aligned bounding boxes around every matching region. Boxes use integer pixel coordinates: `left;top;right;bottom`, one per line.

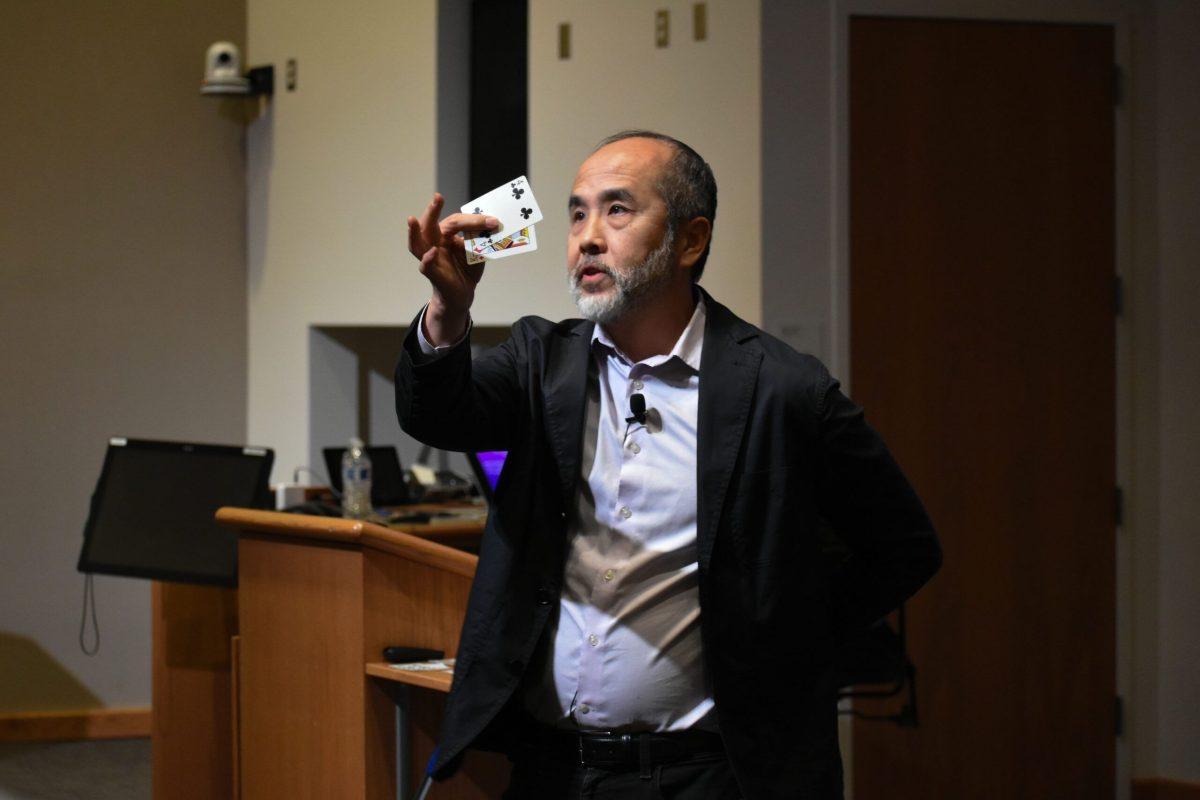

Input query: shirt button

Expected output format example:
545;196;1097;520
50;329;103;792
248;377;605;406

580;704;591;715
588;633;599;647
630;443;641;454
632;380;644;391
603;569;615;582
618;506;632;520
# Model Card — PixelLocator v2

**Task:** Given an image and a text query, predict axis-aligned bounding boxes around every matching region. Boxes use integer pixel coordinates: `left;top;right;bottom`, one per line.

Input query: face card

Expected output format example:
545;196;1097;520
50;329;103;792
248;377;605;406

461;176;543;252
467;225;537;261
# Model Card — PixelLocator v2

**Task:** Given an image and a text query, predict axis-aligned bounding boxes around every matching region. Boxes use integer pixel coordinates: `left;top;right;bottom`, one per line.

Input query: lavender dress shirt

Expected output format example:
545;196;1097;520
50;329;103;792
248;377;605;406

418;297;714;733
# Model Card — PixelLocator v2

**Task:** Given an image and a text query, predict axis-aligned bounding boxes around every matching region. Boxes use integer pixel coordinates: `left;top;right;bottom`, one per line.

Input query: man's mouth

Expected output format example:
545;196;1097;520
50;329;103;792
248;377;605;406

576;263;612;288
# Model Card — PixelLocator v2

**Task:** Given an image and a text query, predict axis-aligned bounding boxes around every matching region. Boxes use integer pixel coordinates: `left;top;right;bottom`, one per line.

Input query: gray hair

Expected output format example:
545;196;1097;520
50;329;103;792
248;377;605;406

593;130;717;281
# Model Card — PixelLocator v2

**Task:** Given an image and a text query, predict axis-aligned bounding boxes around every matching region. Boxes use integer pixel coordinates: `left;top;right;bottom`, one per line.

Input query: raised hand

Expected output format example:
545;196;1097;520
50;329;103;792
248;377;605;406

406;193;500;345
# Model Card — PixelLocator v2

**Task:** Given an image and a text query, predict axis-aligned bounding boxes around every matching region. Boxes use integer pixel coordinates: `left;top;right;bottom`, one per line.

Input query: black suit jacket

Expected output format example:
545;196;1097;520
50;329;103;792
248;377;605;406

394;289;941;799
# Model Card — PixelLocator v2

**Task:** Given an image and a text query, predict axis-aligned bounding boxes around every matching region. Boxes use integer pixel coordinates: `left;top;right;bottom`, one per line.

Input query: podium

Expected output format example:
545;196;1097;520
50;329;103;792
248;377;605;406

151;508;509;799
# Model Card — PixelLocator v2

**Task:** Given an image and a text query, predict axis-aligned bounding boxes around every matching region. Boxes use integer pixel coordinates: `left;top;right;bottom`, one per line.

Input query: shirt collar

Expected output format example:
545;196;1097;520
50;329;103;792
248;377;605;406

591;292;707;373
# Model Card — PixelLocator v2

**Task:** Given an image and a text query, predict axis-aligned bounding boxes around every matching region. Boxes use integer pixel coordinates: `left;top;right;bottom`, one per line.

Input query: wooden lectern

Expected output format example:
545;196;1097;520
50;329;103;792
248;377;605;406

151;580;238;799
152;509;508;799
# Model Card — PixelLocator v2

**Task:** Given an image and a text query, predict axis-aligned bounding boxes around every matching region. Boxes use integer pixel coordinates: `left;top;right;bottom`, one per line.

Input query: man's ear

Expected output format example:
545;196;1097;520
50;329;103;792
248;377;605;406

676;217;712;271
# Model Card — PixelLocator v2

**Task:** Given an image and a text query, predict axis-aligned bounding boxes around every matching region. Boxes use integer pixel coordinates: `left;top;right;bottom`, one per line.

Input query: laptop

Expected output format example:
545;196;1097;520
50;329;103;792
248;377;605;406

77;437;274;587
321;445;411;507
466;450;507;504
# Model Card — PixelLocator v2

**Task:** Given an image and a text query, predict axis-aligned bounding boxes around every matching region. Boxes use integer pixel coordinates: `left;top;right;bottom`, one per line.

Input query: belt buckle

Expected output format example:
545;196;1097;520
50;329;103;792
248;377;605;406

578;730;614;767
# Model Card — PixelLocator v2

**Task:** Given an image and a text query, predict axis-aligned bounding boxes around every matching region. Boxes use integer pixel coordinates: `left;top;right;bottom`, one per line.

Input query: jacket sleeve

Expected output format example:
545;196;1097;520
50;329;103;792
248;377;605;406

393;309;526;453
812;365;943;639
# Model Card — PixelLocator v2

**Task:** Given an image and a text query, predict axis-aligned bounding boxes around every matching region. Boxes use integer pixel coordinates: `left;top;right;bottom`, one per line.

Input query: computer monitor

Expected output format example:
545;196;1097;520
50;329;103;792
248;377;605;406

467;450;507;503
321;445;410;506
77;438;273;587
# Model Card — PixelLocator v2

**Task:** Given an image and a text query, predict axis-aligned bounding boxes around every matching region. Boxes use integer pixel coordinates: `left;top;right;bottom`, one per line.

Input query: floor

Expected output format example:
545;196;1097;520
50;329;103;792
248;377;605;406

0;739;149;800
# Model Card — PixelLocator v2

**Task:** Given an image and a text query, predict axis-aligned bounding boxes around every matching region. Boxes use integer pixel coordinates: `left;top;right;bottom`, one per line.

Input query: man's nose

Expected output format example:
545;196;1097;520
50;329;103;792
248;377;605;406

577;214;605;254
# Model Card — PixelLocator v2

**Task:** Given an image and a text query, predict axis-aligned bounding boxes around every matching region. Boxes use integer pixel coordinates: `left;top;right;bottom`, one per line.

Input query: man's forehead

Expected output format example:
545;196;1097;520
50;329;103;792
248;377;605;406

570;138;671;197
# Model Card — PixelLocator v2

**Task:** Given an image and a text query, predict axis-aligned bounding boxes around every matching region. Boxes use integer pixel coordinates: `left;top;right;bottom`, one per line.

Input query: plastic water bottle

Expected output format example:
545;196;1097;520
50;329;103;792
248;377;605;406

341;437;373;519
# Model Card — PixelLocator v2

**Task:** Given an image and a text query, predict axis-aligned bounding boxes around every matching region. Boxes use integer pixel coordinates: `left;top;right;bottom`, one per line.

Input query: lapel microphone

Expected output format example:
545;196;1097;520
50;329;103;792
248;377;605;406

626;393;647;424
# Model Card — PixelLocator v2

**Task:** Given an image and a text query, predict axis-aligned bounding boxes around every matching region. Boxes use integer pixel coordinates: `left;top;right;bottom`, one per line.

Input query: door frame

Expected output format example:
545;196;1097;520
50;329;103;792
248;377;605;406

828;3;1133;798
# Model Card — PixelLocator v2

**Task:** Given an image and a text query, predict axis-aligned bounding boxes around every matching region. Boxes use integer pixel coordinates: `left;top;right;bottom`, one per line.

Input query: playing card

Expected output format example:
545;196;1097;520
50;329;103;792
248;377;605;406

461;176;543;253
467;225;537;262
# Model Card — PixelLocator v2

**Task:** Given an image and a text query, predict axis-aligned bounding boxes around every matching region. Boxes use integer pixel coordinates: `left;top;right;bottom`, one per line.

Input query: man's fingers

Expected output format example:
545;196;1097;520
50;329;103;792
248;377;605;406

418;245;441;278
419;194;445;245
419;243;462;277
441;213;502;238
407;216;423;258
407;195;493;275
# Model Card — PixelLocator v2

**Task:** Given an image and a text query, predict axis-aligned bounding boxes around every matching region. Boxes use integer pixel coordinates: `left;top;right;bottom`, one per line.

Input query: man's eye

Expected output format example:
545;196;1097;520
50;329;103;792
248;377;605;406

570;210;584;222
609;205;628;214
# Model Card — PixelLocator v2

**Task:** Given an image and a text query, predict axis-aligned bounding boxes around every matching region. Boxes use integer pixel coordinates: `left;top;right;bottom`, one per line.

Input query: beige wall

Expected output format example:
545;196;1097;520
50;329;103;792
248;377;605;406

0;1;247;710
525;0;762;328
245;0;441;483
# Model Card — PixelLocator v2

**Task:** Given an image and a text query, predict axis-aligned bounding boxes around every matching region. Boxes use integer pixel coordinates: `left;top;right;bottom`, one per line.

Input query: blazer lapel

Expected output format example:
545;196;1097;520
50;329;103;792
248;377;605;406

695;292;762;573
542;319;594;511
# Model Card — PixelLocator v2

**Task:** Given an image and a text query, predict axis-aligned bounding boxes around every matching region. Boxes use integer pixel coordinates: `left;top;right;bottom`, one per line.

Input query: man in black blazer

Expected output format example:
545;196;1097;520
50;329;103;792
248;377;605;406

396;131;941;799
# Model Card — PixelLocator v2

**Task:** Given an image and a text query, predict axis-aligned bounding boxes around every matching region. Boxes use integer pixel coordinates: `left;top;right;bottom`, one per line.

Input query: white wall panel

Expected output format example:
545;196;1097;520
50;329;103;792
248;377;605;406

246;0;440;481
519;0;762;328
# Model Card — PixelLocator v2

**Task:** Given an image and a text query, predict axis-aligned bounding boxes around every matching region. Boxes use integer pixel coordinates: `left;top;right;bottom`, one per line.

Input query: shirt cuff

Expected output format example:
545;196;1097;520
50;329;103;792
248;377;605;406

415;305;471;358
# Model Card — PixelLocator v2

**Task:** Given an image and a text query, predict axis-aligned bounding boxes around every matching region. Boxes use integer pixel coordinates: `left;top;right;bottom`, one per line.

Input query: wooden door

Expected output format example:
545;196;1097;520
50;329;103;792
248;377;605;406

849;17;1116;799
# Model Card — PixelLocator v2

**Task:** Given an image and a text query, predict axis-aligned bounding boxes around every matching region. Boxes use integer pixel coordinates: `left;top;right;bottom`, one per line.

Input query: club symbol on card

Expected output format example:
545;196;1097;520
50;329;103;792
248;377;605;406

473;206;482;214
511;187;524;200
520;207;533;219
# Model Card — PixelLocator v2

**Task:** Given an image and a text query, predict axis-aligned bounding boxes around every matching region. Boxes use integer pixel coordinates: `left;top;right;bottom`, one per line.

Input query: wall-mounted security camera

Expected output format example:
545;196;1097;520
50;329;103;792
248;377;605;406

200;41;273;97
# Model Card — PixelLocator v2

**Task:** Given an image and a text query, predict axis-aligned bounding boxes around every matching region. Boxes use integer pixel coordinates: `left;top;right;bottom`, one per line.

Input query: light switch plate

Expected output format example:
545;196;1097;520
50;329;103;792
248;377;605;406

693;3;707;41
558;22;570;60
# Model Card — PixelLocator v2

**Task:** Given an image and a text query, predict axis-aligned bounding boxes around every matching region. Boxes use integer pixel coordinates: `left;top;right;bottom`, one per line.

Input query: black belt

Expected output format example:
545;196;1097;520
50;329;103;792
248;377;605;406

522;724;725;770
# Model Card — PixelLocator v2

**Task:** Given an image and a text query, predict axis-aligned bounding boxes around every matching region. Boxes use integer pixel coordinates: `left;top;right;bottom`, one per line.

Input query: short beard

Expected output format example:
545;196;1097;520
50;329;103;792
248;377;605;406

568;228;677;325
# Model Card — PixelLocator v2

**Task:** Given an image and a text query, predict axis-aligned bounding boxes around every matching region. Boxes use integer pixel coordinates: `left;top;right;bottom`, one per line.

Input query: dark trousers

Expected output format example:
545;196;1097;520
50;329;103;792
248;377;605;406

502;750;744;800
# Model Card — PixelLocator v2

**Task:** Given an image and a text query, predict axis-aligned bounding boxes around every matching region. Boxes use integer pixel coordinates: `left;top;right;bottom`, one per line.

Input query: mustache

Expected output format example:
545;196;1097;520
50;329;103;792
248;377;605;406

571;258;614;281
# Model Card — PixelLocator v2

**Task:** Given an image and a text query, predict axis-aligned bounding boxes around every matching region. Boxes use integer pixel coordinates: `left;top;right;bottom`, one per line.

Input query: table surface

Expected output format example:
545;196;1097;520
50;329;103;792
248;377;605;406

363;506;473;696
378;501;487;547
365;661;454;693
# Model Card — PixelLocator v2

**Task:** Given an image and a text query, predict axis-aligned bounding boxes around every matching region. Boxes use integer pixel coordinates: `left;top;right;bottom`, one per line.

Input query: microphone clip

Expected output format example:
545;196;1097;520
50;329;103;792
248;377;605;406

625;392;647;425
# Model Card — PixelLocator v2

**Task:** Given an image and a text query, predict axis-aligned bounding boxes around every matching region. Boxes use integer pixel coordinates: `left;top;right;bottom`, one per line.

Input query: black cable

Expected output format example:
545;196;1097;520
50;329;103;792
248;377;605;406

79;573;99;656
